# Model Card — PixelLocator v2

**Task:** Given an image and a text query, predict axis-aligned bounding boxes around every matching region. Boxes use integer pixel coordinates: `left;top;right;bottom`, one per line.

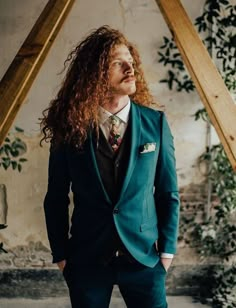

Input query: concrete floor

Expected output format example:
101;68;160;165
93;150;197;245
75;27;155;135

0;296;210;308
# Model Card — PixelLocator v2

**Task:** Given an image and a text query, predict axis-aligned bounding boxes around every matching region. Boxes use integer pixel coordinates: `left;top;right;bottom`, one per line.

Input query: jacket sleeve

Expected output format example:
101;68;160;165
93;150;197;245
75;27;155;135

43;143;71;263
154;112;180;254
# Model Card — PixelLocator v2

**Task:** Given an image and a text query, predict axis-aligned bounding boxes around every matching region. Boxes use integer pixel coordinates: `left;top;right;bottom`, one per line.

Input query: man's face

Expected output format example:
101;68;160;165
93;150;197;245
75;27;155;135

108;44;136;97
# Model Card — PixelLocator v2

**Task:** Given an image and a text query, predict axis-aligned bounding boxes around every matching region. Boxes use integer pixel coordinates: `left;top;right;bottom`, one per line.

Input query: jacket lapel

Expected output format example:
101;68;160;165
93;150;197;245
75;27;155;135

118;102;141;202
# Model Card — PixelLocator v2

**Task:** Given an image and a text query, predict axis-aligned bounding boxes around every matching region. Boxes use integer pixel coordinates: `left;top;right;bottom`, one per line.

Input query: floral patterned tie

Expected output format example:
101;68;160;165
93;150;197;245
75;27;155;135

108;115;122;152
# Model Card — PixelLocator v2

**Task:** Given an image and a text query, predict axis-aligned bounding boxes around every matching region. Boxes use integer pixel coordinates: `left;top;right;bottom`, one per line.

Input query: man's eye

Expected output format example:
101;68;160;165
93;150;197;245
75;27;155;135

113;61;122;66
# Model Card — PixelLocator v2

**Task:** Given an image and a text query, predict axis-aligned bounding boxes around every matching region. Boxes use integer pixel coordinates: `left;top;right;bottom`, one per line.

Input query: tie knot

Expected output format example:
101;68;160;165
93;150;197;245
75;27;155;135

110;115;120;126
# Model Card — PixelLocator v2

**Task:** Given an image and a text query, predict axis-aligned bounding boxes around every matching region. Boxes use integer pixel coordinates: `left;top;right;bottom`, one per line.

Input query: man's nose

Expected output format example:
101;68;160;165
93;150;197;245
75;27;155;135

124;62;133;74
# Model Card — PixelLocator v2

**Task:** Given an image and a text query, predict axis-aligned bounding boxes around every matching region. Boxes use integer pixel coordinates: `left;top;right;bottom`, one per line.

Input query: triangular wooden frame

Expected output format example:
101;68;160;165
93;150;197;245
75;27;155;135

0;0;75;145
156;0;236;171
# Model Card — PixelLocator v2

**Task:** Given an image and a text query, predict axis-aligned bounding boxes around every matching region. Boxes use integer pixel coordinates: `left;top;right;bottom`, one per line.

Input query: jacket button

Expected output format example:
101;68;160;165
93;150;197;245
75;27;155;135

113;208;119;214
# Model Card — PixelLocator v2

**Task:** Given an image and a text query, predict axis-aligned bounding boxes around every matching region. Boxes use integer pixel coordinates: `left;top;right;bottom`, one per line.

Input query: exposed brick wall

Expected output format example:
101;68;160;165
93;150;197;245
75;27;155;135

180;183;207;212
0;242;53;270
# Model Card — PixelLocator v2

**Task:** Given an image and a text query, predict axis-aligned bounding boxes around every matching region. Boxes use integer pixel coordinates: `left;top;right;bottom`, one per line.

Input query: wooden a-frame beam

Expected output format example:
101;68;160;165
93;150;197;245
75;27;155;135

156;0;236;171
0;0;75;146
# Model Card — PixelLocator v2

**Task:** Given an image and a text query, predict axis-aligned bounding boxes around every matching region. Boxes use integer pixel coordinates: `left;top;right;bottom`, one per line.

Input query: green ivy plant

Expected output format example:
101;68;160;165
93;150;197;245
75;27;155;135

158;0;236;307
0;126;27;254
158;0;236;95
179;145;236;307
0;127;27;172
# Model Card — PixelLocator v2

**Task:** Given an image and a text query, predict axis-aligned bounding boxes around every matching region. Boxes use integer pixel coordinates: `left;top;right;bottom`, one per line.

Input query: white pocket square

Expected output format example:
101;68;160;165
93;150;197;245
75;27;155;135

139;143;156;154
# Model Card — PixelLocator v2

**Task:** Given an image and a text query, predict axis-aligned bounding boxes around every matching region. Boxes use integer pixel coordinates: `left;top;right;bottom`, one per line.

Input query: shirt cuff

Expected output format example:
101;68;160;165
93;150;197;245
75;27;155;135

160;253;174;259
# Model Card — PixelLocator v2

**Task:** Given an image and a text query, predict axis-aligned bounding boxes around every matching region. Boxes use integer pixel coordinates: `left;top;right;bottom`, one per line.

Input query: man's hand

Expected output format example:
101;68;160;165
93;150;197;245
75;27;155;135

161;258;173;272
57;259;66;272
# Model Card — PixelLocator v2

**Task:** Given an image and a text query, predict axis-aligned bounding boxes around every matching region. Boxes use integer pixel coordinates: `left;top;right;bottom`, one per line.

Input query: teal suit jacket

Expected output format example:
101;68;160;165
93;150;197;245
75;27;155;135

44;101;180;267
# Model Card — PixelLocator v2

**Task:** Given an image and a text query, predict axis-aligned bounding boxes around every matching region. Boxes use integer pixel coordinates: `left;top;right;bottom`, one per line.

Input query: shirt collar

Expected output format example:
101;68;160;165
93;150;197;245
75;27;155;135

98;99;131;125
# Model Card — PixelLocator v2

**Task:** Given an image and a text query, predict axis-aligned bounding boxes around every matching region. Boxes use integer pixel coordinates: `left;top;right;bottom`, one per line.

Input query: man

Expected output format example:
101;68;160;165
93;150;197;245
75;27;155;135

41;25;179;308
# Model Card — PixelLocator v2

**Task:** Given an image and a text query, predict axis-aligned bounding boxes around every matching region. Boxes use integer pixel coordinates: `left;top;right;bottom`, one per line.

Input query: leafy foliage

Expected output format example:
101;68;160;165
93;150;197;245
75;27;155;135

178;144;236;307
0;126;27;172
158;1;236;306
0;242;7;254
211;265;236;308
158;37;194;92
0;127;27;254
158;0;236;95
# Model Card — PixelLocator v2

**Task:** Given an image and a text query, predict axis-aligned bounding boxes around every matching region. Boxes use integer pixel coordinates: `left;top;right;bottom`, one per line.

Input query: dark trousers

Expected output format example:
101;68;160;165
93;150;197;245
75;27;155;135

63;255;168;308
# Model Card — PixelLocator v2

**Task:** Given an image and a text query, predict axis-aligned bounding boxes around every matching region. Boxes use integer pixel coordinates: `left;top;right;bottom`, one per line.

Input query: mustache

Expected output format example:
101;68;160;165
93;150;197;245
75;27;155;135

120;75;136;83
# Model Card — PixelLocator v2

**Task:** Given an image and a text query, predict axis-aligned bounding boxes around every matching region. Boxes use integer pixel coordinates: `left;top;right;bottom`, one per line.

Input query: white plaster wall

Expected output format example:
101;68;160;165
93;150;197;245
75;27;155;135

0;0;211;250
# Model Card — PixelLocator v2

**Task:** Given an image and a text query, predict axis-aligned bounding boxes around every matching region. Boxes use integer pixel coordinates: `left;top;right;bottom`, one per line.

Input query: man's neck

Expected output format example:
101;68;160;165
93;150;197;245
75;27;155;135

102;95;129;114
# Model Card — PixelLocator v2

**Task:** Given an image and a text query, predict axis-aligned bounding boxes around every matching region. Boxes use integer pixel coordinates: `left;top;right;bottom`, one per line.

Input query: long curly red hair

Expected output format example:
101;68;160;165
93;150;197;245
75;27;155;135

40;25;155;148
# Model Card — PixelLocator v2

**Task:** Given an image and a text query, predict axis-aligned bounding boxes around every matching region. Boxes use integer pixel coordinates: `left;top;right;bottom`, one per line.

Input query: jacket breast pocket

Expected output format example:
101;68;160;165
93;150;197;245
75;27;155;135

139;151;156;157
